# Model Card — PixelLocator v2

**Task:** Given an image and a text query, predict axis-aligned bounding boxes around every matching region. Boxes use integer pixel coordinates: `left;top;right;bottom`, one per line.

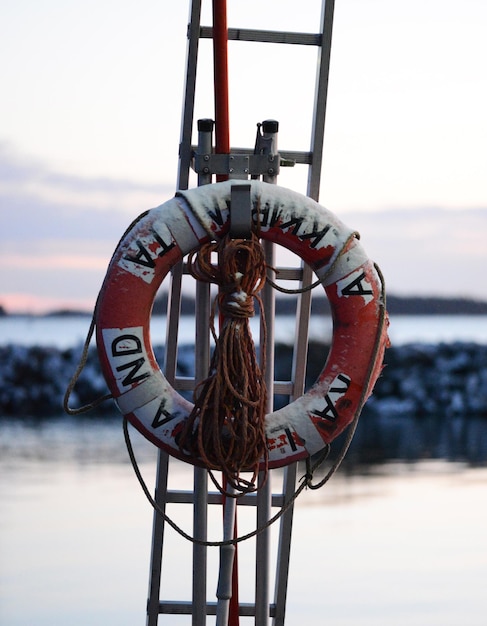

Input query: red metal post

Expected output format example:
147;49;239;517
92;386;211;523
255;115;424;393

212;0;230;181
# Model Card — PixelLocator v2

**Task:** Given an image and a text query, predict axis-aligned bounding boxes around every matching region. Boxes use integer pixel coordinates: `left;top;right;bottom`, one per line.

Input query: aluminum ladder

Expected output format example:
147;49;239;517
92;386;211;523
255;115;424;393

146;1;335;623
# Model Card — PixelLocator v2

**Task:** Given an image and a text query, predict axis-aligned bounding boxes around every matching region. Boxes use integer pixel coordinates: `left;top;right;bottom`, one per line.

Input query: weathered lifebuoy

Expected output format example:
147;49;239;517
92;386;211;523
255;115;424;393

96;180;388;469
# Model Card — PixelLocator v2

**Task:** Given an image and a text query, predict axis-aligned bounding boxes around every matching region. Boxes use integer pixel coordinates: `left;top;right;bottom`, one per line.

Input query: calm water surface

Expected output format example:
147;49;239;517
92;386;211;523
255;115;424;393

2;314;487;347
1;419;486;626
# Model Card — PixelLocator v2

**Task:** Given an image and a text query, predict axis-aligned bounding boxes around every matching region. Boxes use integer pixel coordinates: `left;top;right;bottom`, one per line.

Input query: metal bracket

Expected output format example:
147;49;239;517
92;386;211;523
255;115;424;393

230;183;252;239
193;152;280;178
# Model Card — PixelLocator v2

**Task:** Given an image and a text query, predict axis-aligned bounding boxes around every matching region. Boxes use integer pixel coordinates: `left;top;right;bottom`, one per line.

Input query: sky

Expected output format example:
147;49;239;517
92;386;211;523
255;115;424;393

1;0;486;314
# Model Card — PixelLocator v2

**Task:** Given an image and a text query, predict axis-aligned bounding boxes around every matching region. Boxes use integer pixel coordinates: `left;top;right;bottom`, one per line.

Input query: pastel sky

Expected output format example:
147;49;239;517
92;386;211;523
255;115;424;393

1;0;486;313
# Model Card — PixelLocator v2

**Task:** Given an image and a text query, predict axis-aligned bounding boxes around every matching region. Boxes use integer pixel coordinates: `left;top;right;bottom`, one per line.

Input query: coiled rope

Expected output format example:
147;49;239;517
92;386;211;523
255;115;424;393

177;232;269;496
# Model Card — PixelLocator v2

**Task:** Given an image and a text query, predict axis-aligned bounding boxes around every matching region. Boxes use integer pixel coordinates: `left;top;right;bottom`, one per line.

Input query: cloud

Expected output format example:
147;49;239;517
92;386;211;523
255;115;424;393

0;146;177;312
1;147;487;313
0;142;175;217
0;142;172;192
0;189;131;242
340;207;487;300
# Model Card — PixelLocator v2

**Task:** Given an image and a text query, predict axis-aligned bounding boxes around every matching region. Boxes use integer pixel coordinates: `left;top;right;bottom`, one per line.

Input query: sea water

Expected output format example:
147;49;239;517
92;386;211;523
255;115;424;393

1;315;487;625
1;419;486;626
2;313;487;348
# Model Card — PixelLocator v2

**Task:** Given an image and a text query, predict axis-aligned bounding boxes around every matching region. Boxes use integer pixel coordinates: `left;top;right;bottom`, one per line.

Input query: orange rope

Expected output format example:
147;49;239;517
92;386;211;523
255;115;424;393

178;233;268;494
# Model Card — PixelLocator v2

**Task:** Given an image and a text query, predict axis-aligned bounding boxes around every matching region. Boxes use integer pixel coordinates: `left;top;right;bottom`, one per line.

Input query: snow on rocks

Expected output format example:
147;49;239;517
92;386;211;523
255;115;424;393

1;340;486;463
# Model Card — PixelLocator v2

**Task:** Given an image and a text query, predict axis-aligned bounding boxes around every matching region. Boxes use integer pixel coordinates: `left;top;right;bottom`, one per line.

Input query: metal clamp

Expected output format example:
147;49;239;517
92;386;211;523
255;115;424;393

230;183;252;239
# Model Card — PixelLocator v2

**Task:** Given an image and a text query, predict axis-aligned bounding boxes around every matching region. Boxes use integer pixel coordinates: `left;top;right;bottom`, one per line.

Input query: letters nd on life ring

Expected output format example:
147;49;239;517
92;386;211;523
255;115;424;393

95;180;389;469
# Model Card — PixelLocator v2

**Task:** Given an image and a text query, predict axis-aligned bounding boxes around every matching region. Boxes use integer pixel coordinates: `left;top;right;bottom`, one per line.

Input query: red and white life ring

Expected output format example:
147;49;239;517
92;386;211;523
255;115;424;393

95;180;388;469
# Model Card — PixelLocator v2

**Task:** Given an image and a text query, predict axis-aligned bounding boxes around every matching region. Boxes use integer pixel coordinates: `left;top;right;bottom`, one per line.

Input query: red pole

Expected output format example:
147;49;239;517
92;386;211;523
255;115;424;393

213;4;238;621
212;0;230;181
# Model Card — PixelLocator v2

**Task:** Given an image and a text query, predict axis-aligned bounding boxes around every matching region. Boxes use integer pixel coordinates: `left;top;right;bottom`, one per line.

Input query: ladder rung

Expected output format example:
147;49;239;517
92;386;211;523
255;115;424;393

278;149;313;165
182;262;306;279
274;381;294;395
272;267;304;281
158;600;277;616
172;376;195;391
165;490;286;507
200;25;322;47
173;377;294;396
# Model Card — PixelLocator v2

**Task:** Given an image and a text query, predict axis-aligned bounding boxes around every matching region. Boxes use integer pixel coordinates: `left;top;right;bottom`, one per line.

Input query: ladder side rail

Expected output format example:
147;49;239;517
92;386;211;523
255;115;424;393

271;265;314;626
163;266;185;391
148;2;203;621
290;264;315;397
271;462;298;626
146;451;170;626
292;0;335;457
290;0;335;505
146;260;185;625
190;101;216;625
177;0;203;191
307;0;335;202
254;123;280;625
255;239;275;626
271;270;314;626
192;281;212;624
256;469;272;625
274;0;337;617
190;100;224;625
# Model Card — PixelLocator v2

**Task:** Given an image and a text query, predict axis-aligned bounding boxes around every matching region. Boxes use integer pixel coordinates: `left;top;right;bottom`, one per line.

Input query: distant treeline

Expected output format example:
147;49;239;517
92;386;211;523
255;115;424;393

151;293;487;316
2;294;487;318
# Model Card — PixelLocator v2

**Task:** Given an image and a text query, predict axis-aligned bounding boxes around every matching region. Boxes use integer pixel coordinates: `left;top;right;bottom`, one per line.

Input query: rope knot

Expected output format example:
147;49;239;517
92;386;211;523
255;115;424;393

220;285;255;320
217;238;265;319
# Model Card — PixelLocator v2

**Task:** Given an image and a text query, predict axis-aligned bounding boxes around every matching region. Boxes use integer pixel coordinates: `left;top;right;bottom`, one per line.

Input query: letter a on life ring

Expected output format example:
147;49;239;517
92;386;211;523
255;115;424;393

95;180;389;469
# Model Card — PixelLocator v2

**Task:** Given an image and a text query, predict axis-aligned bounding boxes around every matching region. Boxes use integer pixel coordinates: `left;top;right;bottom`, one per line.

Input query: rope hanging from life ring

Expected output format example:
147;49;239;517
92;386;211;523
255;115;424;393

179;232;270;494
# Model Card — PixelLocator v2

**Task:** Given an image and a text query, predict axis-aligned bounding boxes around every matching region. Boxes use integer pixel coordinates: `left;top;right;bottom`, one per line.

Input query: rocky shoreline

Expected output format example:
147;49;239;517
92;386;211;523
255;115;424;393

1;341;486;463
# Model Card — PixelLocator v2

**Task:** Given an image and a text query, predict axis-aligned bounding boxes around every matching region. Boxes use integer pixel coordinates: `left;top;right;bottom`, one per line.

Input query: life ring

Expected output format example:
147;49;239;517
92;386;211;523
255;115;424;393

95;180;388;469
